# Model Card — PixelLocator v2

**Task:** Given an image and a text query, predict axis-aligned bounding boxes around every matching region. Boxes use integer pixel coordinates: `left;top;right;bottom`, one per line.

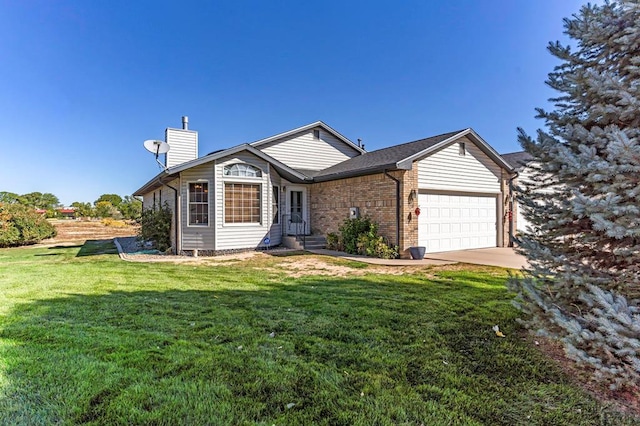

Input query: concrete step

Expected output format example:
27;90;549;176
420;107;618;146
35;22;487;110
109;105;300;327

283;235;326;250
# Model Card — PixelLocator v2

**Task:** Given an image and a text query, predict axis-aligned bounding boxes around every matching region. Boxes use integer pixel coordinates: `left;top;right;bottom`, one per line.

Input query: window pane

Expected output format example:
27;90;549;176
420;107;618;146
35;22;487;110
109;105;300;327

223;163;262;178
189;182;209;225
224;183;261;224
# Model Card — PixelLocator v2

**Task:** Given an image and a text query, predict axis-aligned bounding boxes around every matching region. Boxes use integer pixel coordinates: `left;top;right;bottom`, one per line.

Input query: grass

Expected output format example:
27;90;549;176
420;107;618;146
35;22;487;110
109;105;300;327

0;241;637;425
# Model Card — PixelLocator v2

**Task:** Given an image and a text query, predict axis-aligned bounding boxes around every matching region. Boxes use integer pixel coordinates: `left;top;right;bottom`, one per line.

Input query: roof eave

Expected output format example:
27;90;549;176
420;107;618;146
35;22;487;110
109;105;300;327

397;128;516;173
313;162;404;182
250;121;365;154
133;144;311;196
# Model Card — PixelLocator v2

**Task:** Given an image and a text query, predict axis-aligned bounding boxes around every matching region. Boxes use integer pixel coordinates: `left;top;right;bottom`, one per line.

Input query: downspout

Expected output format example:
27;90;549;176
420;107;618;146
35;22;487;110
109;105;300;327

383;170;401;251
158;176;180;255
507;171;519;248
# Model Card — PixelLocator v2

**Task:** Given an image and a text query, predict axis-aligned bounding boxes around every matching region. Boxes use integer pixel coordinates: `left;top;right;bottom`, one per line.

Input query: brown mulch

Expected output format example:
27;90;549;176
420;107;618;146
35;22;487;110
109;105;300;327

534;336;639;417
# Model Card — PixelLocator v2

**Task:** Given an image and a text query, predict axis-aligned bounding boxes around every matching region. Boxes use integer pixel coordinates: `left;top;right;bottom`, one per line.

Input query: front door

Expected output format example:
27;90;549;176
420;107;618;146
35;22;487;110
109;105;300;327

286;187;308;235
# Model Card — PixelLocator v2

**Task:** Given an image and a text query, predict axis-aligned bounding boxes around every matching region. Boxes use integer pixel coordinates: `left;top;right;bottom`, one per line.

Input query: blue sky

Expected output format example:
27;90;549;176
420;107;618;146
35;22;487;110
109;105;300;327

0;0;585;206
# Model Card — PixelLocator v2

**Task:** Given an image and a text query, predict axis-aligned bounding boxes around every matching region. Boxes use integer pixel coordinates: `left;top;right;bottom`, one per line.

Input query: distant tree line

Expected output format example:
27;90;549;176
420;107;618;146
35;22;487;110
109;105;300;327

71;194;142;220
0;191;142;220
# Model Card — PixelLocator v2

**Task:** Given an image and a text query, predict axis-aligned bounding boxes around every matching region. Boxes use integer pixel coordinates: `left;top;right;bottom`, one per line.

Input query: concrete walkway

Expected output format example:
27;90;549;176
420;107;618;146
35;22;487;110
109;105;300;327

309;247;527;269
424;247;528;269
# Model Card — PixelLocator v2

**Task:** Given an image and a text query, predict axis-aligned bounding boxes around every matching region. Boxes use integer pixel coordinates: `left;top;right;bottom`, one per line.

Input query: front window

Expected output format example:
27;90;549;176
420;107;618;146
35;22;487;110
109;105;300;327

224;183;261;223
272;186;279;224
188;182;208;225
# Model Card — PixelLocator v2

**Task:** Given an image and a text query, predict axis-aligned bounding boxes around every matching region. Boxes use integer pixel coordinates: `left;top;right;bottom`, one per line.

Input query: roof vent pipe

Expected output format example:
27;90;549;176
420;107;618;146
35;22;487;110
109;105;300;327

182;116;189;130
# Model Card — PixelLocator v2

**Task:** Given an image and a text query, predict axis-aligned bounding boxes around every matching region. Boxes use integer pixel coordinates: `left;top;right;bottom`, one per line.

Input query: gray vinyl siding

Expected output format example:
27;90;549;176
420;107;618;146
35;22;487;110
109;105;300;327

258;129;360;171
417;137;502;193
180;164;215;250
215;152;278;250
166;128;198;168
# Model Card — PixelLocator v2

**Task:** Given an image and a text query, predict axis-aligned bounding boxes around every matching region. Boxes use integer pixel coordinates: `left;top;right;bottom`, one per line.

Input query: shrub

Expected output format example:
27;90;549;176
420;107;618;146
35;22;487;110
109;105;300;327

138;204;172;252
336;217;398;259
338;216;374;254
0;203;57;247
325;232;342;251
101;218;129;228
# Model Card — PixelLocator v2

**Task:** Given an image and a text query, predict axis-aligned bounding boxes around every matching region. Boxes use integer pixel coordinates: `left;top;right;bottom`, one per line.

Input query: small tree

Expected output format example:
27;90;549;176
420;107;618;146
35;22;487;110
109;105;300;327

0;191;25;205
118;196;142;220
509;1;640;390
20;192;60;210
95;201;120;219
71;201;95;218
95;194;123;209
0;203;57;247
139;204;172;252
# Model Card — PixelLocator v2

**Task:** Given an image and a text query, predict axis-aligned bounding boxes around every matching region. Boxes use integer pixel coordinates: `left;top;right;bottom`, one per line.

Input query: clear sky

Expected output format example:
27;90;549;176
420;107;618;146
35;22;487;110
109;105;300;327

0;0;586;206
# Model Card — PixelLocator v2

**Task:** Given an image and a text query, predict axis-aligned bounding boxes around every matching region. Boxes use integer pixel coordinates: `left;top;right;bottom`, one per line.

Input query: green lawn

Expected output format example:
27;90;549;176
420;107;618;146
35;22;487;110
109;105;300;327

0;241;635;425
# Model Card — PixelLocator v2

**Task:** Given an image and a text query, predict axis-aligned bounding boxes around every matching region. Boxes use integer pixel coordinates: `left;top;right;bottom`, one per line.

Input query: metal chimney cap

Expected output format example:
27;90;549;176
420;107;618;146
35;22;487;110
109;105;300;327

182;116;189;130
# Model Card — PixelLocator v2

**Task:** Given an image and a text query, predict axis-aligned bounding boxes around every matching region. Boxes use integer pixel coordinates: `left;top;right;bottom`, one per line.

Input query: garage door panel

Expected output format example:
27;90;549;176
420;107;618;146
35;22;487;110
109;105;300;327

418;192;497;253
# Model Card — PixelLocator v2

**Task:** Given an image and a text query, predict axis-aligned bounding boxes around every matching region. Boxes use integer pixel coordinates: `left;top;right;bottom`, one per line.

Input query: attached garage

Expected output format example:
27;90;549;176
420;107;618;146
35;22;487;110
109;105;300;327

418;192;498;253
416;137;504;254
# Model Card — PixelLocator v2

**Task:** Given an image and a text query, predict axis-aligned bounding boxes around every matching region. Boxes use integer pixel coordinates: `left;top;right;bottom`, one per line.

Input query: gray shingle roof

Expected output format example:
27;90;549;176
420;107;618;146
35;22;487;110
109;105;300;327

501;151;533;169
314;130;464;181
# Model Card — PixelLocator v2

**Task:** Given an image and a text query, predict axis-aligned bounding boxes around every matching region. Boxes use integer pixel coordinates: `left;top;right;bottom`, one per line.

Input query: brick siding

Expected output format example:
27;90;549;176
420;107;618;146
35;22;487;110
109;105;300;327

310;169;420;259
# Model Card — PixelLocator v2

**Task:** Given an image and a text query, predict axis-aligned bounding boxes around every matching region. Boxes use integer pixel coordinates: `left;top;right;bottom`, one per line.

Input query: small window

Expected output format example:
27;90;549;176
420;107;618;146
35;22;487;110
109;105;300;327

223;163;262;177
272;186;279;224
188;182;209;226
313;129;320;140
459;142;466;156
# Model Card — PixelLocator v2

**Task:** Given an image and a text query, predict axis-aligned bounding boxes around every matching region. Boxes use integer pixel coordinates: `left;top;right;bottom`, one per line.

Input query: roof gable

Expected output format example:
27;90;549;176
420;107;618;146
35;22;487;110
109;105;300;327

250;121;364;154
314;128;514;182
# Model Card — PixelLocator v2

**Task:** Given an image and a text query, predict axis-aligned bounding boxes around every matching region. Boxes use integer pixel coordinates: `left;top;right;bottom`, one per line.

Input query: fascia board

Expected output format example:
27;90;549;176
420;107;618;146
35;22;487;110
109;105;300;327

396;128;516;173
395;130;469;169
250;121;365;154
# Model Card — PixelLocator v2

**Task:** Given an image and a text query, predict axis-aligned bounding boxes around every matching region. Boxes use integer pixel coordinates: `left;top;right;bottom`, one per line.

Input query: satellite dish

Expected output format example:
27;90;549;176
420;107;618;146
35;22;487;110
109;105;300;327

143;139;170;171
144;139;170;156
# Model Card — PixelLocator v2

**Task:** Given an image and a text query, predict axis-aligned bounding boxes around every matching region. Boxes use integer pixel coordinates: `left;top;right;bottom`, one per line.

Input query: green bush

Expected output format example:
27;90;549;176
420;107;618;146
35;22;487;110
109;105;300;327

325;232;342;251
339;216;374;254
0;203;57;247
138;204;172;252
336;217;398;259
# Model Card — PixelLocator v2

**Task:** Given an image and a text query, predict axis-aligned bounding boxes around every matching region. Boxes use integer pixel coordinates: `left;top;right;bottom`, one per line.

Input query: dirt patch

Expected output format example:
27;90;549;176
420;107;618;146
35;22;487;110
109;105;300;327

263;256;417;278
533;336;639;418
42;220;138;245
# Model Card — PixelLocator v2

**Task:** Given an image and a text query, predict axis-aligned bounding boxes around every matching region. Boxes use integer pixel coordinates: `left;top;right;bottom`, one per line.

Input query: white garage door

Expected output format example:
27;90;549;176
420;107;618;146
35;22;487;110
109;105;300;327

418;193;497;253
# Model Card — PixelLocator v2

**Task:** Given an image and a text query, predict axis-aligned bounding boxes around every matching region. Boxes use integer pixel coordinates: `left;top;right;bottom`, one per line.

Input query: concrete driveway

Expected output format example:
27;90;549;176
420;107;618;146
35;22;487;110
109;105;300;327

310;247;528;269
424;247;527;269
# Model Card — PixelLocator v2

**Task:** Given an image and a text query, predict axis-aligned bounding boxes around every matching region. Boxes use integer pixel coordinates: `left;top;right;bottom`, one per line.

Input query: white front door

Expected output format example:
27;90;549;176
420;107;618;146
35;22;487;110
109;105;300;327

286;187;308;235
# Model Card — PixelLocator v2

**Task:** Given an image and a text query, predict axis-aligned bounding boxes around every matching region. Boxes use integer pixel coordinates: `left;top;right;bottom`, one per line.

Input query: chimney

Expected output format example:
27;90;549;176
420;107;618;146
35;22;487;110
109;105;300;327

165;116;198;168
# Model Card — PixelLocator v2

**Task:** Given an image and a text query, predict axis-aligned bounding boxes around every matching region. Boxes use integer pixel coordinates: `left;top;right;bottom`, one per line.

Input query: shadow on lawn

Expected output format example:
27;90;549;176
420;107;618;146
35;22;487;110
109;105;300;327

76;239;119;257
0;274;629;425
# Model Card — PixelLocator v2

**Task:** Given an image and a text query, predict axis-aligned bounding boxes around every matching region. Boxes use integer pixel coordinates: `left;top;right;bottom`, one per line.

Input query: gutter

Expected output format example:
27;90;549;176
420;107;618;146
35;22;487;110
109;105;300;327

383;170;401;250
507;171;519;247
158;176;180;254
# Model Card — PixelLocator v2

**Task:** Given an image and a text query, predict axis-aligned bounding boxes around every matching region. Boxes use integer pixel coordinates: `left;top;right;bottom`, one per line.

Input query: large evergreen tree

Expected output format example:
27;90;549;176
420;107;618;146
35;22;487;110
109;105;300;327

510;0;640;390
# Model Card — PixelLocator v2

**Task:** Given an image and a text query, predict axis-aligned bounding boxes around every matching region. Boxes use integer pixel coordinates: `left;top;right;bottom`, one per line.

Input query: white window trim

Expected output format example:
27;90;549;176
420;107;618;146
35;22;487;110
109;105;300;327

222;181;263;226
272;185;280;225
223;163;263;178
187;180;210;227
